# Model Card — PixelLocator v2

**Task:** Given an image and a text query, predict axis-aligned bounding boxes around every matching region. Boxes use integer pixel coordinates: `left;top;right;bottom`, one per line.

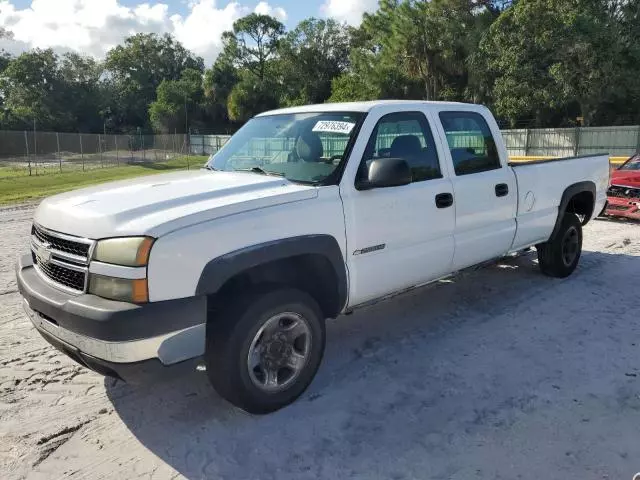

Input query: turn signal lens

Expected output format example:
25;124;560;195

130;278;149;303
88;274;148;303
135;237;154;266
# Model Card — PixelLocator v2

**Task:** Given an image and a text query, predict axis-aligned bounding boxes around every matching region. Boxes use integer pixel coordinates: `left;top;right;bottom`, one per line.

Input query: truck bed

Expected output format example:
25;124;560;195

508;153;610;251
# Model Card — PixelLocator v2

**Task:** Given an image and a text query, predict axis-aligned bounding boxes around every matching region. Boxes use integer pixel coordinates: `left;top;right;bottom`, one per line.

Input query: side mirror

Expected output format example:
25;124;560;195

356;157;412;190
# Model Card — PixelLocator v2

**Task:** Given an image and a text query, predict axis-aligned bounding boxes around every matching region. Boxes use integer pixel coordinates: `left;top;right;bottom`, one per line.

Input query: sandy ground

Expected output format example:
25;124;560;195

0;204;639;480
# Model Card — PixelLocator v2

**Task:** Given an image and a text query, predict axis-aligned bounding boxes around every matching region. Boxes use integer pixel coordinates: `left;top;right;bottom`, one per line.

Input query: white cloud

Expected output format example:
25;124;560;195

0;0;288;64
320;0;377;25
170;0;243;63
254;1;286;22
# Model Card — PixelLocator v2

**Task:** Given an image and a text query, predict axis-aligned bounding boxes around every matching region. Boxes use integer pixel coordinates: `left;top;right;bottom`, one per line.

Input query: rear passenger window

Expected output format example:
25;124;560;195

439;112;501;176
360;112;441;183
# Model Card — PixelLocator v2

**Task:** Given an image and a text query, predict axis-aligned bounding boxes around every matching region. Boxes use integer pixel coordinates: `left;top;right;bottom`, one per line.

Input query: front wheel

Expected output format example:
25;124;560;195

536;213;583;278
206;287;325;414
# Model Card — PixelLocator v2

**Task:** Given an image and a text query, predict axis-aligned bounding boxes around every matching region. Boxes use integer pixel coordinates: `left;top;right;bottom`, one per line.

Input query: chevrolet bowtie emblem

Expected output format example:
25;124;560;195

37;242;52;264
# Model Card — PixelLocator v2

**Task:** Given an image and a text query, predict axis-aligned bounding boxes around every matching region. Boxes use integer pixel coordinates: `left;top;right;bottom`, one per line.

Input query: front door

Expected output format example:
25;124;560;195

340;110;456;307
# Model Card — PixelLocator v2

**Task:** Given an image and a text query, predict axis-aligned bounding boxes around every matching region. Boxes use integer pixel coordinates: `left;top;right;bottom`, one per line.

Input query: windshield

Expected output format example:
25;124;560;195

619;154;640;171
206;112;364;184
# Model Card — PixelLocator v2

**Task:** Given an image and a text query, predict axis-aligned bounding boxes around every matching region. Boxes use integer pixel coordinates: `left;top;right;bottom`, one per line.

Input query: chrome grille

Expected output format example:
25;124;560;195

32;224;91;258
607;184;640;199
30;224;94;293
32;252;86;291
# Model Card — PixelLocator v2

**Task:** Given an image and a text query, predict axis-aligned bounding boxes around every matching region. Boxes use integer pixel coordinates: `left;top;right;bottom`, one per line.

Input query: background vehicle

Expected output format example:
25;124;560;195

604;154;640;220
16;101;609;413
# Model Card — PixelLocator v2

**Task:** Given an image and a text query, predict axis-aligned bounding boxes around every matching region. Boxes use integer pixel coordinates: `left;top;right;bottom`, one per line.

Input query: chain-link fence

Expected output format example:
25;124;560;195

502;125;640;158
0;131;195;177
192;126;640;164
2;125;639;178
189;134;232;156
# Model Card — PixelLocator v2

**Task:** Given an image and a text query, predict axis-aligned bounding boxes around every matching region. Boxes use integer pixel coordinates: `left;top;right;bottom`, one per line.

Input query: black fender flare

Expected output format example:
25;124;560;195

195;234;348;315
550;181;596;239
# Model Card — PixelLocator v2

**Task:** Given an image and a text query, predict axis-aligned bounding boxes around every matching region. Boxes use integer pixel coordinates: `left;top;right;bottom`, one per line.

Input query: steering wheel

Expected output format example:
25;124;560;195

325;155;343;165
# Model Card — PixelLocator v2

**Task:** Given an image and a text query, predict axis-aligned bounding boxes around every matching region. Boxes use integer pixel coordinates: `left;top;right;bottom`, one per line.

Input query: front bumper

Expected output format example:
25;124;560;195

605;196;640;220
16;254;207;382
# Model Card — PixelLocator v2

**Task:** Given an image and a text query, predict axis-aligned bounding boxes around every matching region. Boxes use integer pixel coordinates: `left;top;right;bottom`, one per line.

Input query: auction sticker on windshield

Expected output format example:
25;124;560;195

312;120;355;135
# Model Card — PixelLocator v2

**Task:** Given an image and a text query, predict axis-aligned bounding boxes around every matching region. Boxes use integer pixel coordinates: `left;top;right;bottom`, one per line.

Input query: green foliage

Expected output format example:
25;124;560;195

0;49;73;130
204;57;238;106
149;69;204;133
329;74;379;102
224;13;285;81
105;33;204;131
1;4;639;132
277;18;351;105
0;51;9;72
202;49;240;130
480;0;640;126
59;53;107;132
227;72;279;123
208;13;285;126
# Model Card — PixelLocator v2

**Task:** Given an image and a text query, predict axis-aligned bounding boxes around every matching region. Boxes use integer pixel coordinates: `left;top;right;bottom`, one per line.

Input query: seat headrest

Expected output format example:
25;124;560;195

390;135;422;158
296;132;324;162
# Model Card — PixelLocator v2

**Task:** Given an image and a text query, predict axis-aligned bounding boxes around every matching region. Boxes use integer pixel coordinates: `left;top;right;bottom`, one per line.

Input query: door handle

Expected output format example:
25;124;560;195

435;192;454;208
495;183;509;197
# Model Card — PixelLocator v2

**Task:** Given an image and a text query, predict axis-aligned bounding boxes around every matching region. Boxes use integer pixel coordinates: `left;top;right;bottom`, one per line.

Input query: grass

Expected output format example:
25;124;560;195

0;156;208;205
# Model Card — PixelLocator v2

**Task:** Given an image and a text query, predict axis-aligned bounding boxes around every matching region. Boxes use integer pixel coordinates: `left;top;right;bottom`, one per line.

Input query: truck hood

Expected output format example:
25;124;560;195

34;170;318;238
610;170;640;188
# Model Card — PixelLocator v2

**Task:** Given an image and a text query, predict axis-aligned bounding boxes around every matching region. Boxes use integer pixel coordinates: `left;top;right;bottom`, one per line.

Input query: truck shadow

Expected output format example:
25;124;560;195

105;249;640;479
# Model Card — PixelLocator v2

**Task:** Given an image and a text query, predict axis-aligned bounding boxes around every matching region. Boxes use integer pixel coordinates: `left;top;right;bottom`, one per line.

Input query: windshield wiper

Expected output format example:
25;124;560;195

235;167;286;177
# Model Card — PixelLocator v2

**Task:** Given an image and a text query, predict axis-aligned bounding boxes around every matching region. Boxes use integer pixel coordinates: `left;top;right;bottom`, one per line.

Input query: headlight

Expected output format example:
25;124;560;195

93;237;154;266
88;274;148;303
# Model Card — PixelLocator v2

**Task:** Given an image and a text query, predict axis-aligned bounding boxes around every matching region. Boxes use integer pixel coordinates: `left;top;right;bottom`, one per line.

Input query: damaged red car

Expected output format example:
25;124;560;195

604;154;640;220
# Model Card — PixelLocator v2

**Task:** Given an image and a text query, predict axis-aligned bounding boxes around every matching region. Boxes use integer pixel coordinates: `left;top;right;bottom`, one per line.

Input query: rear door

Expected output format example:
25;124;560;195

434;109;517;270
340;109;455;306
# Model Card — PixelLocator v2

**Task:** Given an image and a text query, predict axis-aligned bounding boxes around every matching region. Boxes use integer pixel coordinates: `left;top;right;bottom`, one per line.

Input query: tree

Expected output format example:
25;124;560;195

479;0;640;127
0;51;11;125
59;53;106;132
277;18;351;105
223;13;285;81
361;0;493;101
330;0;499;103
217;13;285;123
149;68;204;133
227;72;279;123
2;3;639;133
202;49;240;131
0;51;9;75
329;1;416;102
329;74;379;102
0;49;72;130
105;33;204;131
204;57;238;106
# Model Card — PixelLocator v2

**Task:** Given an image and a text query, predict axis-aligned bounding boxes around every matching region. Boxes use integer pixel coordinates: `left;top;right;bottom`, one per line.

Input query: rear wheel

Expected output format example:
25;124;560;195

536;213;583;278
206;286;325;414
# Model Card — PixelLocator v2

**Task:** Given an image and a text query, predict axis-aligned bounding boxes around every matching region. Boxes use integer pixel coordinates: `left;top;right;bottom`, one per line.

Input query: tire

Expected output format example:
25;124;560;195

205;286;325;414
536;213;583;278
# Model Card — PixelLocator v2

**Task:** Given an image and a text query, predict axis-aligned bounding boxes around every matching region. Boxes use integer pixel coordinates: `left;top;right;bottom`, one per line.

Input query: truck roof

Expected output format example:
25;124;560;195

256;100;478;117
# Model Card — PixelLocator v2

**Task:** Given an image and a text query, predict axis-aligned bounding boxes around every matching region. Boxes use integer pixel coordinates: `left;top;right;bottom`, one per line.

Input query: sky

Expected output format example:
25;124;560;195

0;0;379;65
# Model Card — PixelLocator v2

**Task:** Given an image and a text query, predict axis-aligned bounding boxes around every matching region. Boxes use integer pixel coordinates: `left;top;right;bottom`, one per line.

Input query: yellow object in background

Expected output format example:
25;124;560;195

509;155;628;165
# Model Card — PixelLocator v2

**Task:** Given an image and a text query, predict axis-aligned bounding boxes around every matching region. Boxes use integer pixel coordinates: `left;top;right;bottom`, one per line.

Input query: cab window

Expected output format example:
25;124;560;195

360;111;441;183
439;111;501;176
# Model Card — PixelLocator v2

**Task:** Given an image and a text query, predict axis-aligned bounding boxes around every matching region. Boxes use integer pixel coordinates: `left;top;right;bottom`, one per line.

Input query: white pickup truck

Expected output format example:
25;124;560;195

17;101;609;413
